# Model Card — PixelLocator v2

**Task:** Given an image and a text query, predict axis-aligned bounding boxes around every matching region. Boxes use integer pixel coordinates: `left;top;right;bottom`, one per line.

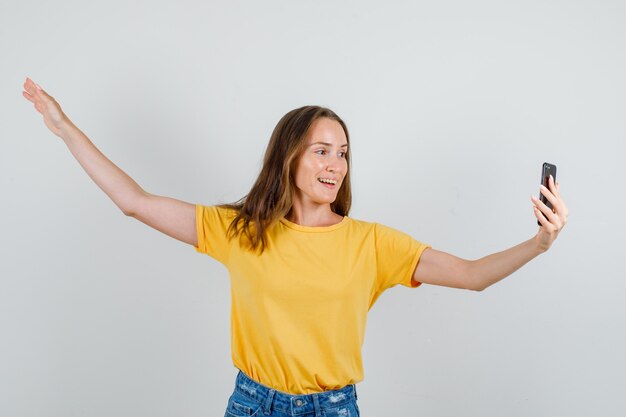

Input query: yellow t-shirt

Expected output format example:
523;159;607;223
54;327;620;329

194;204;431;394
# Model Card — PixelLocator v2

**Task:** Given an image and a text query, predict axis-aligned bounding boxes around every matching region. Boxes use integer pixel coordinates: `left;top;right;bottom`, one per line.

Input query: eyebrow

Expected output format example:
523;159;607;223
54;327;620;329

309;142;349;148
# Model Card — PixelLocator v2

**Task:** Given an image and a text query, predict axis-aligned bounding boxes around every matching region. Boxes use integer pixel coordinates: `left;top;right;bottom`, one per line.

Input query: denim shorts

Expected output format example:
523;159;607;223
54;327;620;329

224;369;361;417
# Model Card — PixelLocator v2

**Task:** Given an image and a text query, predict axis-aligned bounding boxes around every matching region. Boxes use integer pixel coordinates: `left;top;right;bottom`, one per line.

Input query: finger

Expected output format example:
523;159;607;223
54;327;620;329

539;184;559;208
534;203;561;230
23;89;43;113
539;184;568;217
23;80;35;96
26;78;47;99
22;90;35;103
533;205;549;227
24;78;40;97
537;197;564;230
532;195;558;224
36;85;53;102
539;184;561;211
549;175;559;197
549;175;560;198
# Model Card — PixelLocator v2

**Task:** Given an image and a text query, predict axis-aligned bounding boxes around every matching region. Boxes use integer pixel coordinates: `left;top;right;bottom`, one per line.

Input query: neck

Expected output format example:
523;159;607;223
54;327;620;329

286;203;342;227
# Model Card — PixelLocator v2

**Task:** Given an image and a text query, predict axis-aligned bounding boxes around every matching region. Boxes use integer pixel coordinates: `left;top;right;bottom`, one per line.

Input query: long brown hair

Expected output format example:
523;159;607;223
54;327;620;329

217;105;352;254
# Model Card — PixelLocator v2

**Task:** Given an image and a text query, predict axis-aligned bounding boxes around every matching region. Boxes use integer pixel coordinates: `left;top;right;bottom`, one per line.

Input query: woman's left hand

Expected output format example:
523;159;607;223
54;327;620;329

531;174;569;252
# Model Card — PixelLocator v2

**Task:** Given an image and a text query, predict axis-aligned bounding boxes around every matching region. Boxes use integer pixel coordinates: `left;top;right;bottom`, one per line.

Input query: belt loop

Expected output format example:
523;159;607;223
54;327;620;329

353;384;358;400
263;389;275;415
312;393;322;417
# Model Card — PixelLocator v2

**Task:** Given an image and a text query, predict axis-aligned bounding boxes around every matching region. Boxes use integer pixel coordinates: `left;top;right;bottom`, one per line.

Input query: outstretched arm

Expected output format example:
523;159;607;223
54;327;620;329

22;77;197;246
413;175;568;291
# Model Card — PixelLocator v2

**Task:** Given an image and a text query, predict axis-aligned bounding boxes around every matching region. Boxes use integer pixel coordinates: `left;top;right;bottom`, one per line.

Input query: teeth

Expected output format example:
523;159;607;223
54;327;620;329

318;178;337;184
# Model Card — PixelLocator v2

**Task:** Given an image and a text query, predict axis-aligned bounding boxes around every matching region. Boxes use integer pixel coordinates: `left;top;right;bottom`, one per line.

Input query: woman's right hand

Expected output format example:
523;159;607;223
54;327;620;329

22;77;72;139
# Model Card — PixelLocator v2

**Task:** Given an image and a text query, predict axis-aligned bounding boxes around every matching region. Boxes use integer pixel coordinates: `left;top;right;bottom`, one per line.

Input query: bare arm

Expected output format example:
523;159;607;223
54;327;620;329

58;120;144;215
22;77;198;246
412;248;476;290
126;192;197;246
413;176;568;291
412;240;544;292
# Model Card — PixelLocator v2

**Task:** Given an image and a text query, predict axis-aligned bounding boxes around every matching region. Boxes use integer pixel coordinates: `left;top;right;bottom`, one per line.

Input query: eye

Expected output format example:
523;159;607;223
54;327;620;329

315;149;347;158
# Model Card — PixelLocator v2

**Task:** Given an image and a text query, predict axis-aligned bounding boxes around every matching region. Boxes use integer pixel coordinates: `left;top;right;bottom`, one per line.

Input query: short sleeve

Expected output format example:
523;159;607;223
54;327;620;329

374;222;431;293
194;204;237;265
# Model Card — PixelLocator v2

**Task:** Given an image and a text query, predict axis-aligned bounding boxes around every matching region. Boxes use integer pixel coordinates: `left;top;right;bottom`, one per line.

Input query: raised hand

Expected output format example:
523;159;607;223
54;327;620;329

22;77;71;139
531;174;569;252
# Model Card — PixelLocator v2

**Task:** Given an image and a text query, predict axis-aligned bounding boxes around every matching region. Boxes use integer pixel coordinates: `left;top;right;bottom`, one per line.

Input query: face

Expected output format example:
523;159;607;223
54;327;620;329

291;117;349;207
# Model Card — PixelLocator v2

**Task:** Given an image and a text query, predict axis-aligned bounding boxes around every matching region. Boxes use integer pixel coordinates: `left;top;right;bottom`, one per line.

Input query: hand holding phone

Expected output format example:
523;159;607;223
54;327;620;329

537;162;557;226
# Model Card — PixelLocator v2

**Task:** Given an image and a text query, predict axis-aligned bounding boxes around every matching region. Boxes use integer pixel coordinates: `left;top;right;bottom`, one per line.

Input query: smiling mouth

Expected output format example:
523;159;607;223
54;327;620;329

317;178;337;185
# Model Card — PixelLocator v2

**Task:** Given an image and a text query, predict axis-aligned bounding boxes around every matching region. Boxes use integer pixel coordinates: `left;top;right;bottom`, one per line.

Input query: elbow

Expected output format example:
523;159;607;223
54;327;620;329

120;191;147;217
120;203;136;217
466;277;484;291
466;262;486;292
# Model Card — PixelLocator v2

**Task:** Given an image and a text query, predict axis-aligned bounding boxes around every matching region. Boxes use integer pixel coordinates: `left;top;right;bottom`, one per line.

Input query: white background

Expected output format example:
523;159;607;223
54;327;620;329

1;1;625;416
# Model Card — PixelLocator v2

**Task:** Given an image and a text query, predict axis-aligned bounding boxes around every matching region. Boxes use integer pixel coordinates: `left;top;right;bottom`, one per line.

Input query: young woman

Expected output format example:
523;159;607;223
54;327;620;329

22;77;568;417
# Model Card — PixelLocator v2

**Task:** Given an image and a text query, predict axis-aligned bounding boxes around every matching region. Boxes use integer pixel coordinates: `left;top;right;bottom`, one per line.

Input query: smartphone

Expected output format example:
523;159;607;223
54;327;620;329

537;162;557;226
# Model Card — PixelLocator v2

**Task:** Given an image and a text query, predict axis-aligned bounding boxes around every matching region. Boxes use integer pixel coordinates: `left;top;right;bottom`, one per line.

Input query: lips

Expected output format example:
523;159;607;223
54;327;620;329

317;177;338;184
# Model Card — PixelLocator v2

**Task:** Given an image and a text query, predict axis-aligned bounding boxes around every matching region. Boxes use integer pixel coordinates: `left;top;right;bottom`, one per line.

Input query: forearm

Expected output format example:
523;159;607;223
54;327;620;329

59;121;145;214
469;237;545;291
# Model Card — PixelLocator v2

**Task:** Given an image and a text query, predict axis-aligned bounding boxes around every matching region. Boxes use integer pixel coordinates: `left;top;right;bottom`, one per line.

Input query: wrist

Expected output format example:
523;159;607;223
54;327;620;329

59;119;78;142
533;235;550;254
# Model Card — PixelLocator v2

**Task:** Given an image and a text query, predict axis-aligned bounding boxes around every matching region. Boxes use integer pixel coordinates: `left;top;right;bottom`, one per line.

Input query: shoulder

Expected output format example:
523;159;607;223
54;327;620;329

214;204;239;217
349;217;401;235
196;204;240;225
197;204;238;214
344;216;376;232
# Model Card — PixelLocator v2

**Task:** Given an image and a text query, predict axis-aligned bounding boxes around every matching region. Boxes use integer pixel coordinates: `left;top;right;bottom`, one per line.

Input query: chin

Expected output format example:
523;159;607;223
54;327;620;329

312;196;335;204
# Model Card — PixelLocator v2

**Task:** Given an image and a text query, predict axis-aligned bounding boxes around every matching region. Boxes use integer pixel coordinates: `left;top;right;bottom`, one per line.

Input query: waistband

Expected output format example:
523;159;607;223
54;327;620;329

233;369;358;414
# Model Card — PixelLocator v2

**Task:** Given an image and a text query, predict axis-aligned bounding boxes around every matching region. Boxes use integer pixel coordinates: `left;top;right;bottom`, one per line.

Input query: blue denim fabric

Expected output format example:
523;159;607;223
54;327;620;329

224;369;361;417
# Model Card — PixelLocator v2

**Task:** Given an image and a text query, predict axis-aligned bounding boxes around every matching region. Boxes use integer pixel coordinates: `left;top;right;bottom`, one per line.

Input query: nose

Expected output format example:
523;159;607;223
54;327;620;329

326;154;344;173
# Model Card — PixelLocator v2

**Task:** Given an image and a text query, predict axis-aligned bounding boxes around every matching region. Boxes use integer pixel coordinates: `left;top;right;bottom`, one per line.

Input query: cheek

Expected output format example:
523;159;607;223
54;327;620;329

299;159;320;177
339;162;348;178
294;163;317;187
